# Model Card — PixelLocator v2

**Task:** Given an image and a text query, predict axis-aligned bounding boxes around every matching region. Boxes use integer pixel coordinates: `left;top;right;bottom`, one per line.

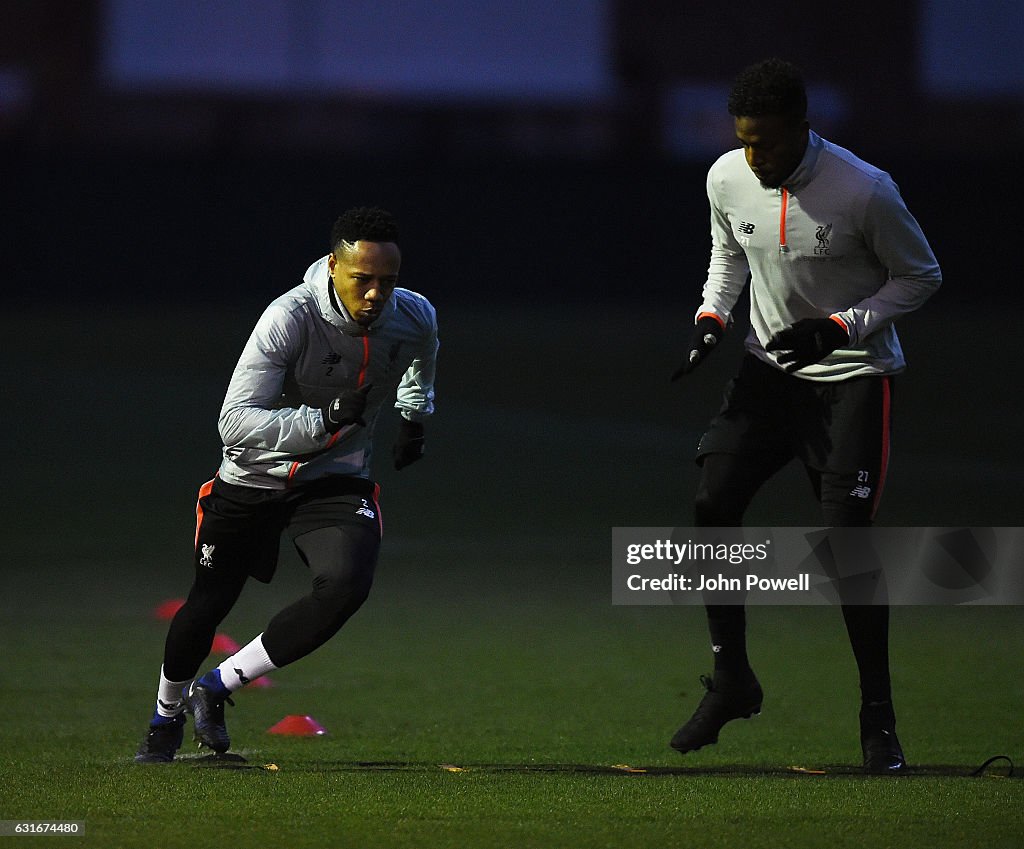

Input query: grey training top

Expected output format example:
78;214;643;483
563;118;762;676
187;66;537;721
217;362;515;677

216;255;438;489
696;130;942;381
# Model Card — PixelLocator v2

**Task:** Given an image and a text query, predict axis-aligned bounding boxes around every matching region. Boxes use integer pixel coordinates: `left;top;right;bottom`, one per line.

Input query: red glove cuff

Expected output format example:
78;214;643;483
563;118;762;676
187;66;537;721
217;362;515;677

828;314;850;340
697;312;727;331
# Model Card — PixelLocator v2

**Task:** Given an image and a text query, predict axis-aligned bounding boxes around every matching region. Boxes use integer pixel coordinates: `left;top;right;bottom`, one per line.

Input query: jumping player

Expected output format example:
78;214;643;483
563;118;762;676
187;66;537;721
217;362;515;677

135;207;438;762
670;59;941;773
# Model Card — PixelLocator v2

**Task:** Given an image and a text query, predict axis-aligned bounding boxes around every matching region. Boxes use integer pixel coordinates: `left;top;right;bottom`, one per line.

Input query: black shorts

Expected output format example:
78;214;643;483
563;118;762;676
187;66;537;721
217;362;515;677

697;354;894;513
193;476;382;583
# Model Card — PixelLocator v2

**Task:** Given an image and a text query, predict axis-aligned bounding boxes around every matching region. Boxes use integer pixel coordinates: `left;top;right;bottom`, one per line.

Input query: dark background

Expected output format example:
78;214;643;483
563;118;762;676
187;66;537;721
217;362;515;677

3;0;1021;543
3;0;1020;310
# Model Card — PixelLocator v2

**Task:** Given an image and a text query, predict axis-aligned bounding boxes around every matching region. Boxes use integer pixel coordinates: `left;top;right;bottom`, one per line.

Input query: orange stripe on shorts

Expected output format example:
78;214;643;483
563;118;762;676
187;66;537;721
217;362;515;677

194;478;216;547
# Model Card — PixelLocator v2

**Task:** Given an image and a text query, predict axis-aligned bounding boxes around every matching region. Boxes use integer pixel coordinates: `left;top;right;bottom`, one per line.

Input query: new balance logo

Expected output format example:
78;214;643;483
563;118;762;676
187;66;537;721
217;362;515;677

234;667;250;686
849;485;872;499
355;498;376;519
711;644;722;653
199;544;216;568
738;221;755;235
321;352;342;365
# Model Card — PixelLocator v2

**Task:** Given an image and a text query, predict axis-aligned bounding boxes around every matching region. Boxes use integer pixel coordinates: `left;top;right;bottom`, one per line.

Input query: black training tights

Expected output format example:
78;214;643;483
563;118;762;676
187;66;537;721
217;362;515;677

695;452;891;703
163;524;379;680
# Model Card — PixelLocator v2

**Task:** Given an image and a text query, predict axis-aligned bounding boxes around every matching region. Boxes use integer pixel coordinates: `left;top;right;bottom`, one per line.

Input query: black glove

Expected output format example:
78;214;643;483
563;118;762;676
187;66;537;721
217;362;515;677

766;318;849;373
321;384;372;433
392;418;425;471
671;315;725;380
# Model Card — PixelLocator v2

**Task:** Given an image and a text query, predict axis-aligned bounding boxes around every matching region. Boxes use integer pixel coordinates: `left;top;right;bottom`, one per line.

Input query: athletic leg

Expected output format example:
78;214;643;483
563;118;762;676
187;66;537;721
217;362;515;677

813;474;893;706
814;471;903;772
163;569;248;682
696;450;789;681
136;541;250;762
137;479;278;761
185;525;379;753
261;523;380;668
810;375;904;773
671;450;785;753
185;485;379;754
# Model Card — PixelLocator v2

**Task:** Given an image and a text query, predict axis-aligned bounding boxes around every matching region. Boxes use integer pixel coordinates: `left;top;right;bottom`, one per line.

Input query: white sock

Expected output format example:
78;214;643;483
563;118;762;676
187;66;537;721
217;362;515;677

155;666;192;718
216;634;278;693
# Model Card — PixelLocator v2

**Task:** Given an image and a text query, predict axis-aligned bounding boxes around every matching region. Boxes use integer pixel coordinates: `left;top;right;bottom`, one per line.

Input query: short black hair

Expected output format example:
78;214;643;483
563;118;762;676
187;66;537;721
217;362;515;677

727;58;807;123
330;207;399;253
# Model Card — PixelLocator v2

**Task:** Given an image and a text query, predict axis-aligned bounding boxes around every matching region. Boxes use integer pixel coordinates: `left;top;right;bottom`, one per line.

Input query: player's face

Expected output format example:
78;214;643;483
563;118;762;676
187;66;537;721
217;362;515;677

328;240;401;326
734;114;809;189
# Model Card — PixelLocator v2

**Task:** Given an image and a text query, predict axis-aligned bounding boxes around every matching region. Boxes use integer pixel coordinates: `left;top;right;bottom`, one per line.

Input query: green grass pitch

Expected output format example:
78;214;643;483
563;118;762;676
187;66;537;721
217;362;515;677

2;304;1021;847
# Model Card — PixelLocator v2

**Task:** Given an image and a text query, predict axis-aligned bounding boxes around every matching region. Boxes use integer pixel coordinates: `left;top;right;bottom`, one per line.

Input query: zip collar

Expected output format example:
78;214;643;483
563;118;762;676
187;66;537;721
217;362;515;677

781;130;824;192
304;255;397;336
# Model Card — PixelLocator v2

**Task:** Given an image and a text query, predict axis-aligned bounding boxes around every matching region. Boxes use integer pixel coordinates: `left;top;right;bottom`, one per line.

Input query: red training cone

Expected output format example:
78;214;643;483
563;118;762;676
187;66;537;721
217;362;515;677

210;633;242;654
267;715;327;736
153;599;185;620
